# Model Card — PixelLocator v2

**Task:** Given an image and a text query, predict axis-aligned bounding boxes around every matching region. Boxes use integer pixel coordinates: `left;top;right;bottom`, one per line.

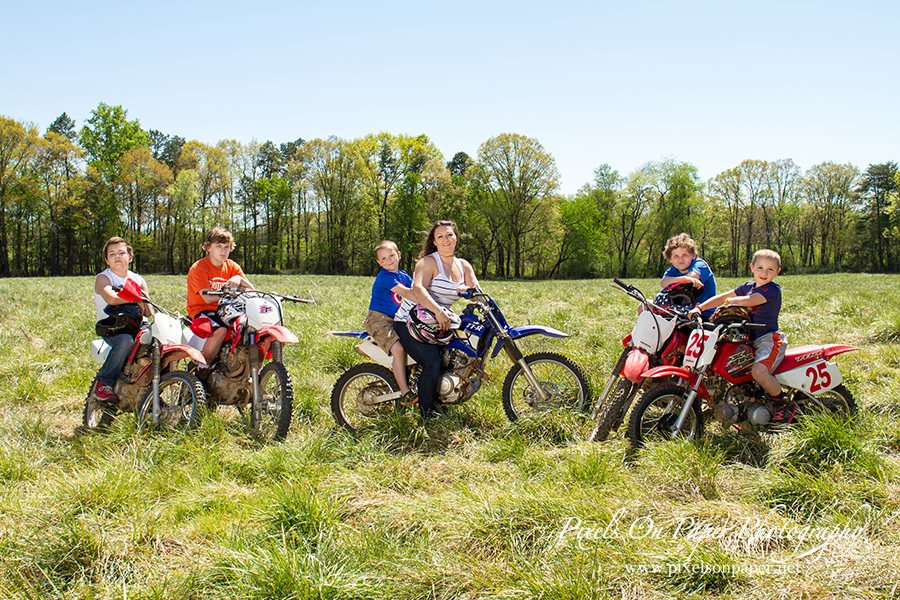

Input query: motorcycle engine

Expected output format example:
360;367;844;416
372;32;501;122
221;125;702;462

714;384;753;426
218;347;248;378
715;384;772;426
438;348;477;404
206;370;250;407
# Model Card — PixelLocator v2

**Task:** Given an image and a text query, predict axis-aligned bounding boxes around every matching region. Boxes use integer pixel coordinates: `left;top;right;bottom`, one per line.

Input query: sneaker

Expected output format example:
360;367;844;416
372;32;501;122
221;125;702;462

770;398;797;425
400;391;419;406
93;383;117;405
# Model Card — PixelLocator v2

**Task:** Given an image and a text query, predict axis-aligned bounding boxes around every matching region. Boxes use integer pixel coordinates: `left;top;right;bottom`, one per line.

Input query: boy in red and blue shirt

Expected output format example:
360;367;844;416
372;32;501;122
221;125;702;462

364;241;418;405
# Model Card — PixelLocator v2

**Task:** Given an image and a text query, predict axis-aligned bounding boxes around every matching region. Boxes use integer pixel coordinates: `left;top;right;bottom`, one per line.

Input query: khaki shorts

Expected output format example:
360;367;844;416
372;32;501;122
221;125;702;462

364;310;401;354
753;331;787;373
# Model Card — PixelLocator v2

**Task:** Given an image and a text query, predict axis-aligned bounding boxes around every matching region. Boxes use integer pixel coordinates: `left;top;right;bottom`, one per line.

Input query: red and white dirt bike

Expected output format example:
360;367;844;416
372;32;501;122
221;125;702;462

588;279;693;441
627;305;858;447
187;287;313;441
83;281;207;433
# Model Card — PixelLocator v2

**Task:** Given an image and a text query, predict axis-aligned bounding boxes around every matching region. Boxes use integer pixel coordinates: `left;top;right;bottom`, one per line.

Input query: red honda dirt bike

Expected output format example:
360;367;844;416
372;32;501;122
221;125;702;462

588;279;692;441
186;287;313;441
83;282;207;433
627;306;858;448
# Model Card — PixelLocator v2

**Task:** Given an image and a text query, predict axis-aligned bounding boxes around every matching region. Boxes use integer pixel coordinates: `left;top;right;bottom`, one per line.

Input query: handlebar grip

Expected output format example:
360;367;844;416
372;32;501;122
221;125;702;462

613;278;627;288
745;322;768;331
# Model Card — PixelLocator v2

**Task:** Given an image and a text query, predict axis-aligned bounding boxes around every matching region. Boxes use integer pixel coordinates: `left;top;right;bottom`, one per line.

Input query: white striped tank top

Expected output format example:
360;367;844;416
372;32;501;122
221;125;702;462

394;252;463;322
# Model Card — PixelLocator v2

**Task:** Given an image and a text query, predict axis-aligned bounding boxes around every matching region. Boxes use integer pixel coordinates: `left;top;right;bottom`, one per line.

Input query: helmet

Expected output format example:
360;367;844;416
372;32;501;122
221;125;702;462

407;305;460;345
216;295;246;325
95;303;143;337
711;304;751;325
653;281;700;313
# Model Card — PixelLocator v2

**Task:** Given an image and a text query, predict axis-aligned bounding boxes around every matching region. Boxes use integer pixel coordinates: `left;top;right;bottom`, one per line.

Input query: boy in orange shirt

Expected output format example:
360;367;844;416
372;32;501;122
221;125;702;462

187;227;254;367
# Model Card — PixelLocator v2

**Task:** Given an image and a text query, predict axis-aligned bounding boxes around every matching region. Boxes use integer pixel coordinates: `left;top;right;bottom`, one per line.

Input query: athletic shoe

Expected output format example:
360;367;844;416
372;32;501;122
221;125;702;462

770;398;797;425
93;383;117;405
400;391;419;406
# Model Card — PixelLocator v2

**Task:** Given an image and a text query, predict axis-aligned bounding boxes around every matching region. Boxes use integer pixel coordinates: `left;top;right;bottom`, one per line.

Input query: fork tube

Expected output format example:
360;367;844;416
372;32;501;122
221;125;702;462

249;333;261;430
151;341;161;425
592;349;629;419
502;338;550;402
671;389;700;437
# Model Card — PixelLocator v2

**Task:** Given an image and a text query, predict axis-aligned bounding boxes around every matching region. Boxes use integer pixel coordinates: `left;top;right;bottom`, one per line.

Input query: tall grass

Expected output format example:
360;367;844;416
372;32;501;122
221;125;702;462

0;273;898;598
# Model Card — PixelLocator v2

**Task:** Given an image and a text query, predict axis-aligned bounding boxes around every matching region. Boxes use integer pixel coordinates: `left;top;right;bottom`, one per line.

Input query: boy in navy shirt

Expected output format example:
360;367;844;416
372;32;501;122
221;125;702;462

661;233;717;317
690;249;793;424
364;241;418;405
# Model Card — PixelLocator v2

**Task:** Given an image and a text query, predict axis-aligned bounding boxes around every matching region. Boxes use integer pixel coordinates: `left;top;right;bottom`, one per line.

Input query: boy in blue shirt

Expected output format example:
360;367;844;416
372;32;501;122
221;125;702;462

661;233;717;317
364;241;418;405
690;249;793;424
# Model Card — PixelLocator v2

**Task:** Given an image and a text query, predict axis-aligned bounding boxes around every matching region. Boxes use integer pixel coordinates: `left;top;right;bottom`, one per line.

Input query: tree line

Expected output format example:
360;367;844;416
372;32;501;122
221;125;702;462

1;103;897;280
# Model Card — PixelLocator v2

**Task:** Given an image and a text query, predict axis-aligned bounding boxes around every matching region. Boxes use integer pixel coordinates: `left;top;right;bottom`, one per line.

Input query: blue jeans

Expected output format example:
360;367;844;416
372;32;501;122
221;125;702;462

393;321;442;418
98;333;136;388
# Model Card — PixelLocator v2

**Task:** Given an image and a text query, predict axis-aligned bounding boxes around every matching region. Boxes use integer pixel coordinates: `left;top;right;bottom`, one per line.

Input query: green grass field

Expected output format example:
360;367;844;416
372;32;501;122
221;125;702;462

0;273;898;599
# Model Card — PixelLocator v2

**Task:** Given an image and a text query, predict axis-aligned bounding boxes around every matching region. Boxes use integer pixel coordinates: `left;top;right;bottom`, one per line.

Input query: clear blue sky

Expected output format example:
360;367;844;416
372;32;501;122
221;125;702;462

4;0;897;194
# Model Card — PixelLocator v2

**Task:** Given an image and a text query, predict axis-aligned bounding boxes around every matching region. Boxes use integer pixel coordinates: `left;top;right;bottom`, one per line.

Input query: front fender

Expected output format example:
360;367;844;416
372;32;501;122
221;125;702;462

259;324;299;344
492;325;569;358
508;325;568;340
641;365;692;380
161;344;207;366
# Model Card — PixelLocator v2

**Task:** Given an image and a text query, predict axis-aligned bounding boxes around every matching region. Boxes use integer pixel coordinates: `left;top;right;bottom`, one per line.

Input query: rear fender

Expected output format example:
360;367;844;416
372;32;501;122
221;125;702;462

821;344;859;360
331;330;368;339
353;339;417;370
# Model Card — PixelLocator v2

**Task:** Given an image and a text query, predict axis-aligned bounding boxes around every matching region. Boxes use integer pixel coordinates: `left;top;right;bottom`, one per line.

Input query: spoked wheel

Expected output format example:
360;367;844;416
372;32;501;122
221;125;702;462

502;352;591;422
793;384;857;420
254;362;294;441
589;378;638;442
331;363;400;433
627;383;703;448
82;379;115;431
137;371;204;434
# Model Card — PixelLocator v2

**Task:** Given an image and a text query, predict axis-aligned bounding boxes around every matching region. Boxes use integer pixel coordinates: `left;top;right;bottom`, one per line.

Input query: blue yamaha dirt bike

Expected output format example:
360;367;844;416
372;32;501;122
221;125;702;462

330;288;591;432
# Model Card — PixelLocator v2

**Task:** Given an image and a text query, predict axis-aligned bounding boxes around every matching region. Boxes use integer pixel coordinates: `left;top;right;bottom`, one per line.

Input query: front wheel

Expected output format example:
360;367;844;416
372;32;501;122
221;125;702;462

137;371;204;434
502;352;591;422
589;378;638;442
331;363;400;433
254;362;294;441
627;383;703;448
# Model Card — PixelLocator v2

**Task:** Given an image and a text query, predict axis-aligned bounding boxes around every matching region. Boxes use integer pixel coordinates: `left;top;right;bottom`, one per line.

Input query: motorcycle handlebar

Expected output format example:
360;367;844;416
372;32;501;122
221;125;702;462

201;288;315;304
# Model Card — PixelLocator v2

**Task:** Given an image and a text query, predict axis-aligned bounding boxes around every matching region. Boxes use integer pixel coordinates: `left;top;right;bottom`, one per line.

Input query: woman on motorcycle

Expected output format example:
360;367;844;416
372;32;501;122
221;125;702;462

393;220;479;420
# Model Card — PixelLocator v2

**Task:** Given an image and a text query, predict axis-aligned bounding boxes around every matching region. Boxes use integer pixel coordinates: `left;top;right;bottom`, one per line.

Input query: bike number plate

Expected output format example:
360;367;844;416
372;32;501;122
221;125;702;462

777;360;842;394
683;329;716;369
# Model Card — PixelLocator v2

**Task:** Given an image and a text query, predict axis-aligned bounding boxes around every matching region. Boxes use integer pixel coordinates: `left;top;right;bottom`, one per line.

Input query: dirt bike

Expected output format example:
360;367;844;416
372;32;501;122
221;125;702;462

330;288;592;432
83;282;207;433
187;287;313;441
588;278;692;442
627;306;858;448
